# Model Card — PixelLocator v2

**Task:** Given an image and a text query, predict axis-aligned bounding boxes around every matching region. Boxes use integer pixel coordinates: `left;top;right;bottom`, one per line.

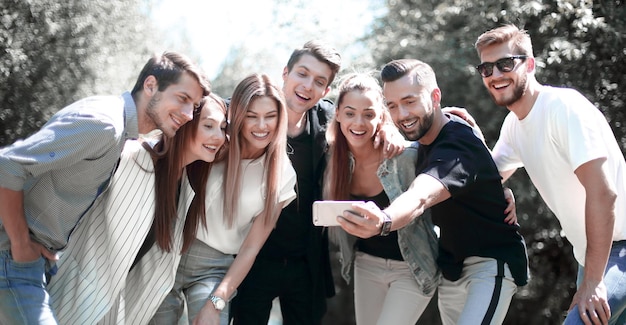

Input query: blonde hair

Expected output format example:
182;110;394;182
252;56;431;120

475;24;534;57
223;73;288;227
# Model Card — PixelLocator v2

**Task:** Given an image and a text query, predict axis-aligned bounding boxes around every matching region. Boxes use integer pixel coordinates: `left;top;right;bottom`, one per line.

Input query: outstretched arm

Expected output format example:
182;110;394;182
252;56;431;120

338;173;450;238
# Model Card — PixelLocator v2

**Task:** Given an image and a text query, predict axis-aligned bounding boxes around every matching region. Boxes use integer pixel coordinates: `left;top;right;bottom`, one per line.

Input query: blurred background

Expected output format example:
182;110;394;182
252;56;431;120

1;0;624;324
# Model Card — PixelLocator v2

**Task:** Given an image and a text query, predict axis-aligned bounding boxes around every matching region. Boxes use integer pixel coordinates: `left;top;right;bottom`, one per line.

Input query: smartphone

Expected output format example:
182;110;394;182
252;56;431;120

312;200;364;227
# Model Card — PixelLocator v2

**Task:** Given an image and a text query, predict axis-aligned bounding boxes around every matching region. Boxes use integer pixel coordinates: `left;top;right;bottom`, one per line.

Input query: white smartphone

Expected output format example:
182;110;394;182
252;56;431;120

312;200;364;227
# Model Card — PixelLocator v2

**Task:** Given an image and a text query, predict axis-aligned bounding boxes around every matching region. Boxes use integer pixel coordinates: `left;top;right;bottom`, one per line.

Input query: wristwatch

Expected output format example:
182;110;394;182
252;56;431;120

209;295;226;311
379;211;392;236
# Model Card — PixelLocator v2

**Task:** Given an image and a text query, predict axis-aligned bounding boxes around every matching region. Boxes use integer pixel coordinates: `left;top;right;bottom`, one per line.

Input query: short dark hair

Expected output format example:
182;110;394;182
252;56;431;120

380;59;438;92
286;40;342;87
131;51;211;98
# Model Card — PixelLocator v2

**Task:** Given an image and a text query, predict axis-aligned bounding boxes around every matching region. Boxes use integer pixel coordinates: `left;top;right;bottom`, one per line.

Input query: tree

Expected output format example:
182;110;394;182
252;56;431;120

364;0;625;324
0;0;156;146
211;0;385;98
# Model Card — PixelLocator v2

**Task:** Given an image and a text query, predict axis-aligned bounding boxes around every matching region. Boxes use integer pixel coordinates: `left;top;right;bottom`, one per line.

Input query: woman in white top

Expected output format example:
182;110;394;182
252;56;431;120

151;73;297;325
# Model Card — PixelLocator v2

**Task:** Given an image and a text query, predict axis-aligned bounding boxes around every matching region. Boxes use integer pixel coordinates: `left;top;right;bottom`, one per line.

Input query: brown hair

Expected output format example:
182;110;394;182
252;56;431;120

223;74;288;227
131;51;211;99
323;73;392;201
474;24;534;57
145;93;227;253
286;40;342;87
380;59;439;93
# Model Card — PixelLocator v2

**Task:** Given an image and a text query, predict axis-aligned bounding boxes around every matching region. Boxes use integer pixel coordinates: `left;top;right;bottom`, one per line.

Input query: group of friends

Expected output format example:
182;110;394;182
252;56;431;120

0;24;624;325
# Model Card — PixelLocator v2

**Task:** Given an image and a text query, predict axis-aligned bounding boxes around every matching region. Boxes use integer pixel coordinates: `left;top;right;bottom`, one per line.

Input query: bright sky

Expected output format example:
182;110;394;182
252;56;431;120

151;0;384;81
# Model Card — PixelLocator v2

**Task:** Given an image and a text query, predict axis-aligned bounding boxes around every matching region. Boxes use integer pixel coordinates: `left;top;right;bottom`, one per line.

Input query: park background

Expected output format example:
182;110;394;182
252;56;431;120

1;0;624;324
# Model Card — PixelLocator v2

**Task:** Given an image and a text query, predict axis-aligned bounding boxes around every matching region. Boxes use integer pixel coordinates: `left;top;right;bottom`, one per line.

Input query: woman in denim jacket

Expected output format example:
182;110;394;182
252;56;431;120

324;73;439;324
324;73;511;324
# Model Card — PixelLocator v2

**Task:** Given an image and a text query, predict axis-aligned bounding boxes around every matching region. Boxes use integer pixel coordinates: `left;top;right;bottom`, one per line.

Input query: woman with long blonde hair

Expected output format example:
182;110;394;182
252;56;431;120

152;73;296;325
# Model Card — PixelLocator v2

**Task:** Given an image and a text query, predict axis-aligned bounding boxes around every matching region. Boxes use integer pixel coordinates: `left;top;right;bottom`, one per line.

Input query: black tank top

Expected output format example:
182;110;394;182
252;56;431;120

351;190;404;261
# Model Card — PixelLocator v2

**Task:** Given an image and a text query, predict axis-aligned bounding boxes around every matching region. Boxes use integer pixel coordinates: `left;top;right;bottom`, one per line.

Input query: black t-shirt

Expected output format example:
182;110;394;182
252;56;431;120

418;120;528;286
259;128;314;258
351;191;404;261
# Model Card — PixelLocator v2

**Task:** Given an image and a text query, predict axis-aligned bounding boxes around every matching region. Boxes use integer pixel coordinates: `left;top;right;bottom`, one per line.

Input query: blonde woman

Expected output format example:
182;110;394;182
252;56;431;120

152;74;297;325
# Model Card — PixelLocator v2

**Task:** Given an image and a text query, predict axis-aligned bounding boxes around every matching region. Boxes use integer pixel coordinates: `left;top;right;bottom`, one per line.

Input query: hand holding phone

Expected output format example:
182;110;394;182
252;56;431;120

312;200;364;226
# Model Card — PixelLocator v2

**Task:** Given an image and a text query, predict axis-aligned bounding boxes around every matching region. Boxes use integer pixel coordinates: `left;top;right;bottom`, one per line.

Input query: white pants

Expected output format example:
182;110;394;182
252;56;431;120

353;252;434;325
438;256;517;325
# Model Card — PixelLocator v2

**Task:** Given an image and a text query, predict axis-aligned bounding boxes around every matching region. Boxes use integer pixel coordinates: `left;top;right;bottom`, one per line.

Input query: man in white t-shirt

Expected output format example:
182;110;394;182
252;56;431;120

474;24;626;325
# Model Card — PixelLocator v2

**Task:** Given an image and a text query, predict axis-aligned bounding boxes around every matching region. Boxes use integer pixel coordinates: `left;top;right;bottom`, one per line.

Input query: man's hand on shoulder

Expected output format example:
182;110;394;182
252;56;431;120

374;124;405;159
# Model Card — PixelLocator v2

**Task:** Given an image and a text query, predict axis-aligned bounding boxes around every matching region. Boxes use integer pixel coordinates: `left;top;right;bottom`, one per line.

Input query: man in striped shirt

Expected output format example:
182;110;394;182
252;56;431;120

0;51;210;325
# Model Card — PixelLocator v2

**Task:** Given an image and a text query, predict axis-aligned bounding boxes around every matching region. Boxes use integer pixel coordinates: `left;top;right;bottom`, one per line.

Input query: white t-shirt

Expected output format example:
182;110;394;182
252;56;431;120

196;153;297;254
492;86;626;265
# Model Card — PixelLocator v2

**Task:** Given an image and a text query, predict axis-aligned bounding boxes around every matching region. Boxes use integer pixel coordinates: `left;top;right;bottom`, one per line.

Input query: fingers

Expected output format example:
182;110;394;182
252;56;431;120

337;202;382;239
579;309;605;325
40;247;59;262
383;141;403;159
11;240;53;263
373;131;382;149
574;297;611;325
600;300;611;324
503;213;517;225
382;142;392;159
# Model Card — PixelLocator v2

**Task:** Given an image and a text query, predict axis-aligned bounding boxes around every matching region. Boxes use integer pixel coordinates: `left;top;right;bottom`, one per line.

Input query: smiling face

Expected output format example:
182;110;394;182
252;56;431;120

336;90;384;149
383;73;437;142
281;54;332;116
479;40;530;108
186;101;227;164
240;96;279;159
145;72;205;137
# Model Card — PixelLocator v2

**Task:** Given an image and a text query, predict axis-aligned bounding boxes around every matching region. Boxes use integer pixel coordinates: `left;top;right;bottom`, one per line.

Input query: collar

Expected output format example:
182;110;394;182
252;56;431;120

122;92;139;140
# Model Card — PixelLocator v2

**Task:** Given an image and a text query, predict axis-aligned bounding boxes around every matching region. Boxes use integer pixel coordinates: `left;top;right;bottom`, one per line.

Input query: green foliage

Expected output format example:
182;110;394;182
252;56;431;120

0;0;155;146
365;0;625;324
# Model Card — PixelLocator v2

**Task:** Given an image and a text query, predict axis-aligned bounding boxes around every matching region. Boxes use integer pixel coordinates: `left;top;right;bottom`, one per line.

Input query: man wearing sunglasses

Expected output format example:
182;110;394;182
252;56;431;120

475;25;626;325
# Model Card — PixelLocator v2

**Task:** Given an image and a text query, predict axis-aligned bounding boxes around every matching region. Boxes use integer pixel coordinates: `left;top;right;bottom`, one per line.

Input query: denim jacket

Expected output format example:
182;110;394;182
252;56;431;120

330;142;441;295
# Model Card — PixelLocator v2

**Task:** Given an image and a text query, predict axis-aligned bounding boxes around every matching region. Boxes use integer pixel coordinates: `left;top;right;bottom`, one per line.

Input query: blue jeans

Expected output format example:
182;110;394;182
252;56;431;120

0;250;57;324
564;240;626;325
150;239;234;325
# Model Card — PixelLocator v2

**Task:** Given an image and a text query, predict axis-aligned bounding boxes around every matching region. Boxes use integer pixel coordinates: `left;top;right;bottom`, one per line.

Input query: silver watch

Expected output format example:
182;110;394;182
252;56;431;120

209;295;226;311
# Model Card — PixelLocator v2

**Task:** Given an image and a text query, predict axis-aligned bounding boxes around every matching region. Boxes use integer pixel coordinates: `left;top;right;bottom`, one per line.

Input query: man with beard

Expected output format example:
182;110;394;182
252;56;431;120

338;58;529;325
0;51;210;324
475;25;626;325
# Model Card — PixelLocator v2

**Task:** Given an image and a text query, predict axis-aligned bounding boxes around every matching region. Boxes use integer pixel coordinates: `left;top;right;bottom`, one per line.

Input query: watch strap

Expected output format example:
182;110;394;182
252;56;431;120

379;211;392;236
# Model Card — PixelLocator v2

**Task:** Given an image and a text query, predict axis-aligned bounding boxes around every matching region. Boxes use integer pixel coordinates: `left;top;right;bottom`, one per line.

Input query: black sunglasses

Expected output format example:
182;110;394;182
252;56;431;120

476;55;528;78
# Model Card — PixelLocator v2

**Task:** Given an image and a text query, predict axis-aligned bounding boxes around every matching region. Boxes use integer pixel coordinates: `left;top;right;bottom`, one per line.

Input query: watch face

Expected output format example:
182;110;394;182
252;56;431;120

211;296;226;310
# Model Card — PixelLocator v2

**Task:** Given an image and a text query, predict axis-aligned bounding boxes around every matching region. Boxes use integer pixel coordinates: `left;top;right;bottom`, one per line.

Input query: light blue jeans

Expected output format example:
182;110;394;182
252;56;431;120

0;250;57;324
564;240;626;325
150;239;234;325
